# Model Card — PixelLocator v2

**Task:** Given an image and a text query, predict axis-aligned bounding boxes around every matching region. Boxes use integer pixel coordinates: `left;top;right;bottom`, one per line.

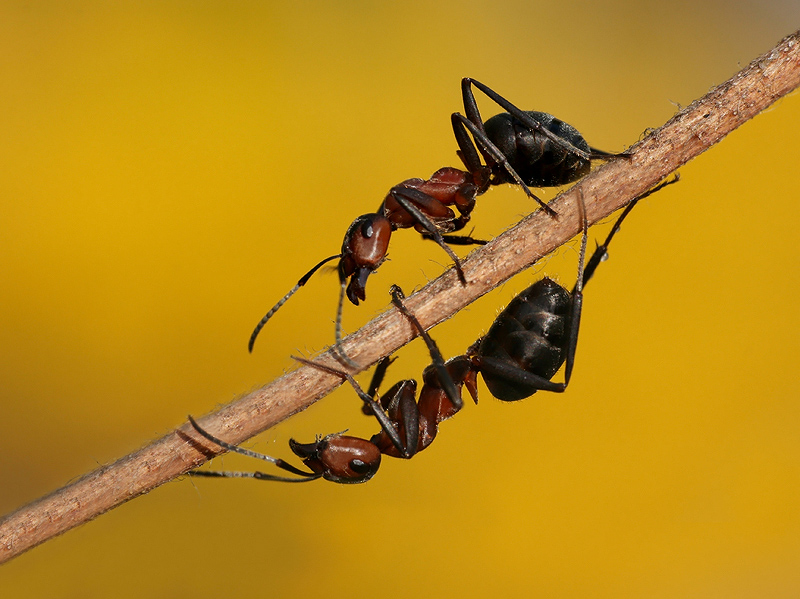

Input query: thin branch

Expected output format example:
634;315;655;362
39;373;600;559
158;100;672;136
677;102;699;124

2;30;799;565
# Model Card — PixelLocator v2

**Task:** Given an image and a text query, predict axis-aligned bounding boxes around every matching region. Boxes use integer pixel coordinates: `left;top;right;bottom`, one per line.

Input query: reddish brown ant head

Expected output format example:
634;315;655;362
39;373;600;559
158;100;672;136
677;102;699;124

339;213;392;305
248;213;391;356
289;435;381;484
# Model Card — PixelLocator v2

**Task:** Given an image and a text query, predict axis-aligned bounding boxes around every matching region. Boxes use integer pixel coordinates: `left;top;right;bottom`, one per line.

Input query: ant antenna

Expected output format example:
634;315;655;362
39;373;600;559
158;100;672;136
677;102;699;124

248;253;341;353
573;190;590;297
562;189;589;386
186;415;322;482
293;356;408;456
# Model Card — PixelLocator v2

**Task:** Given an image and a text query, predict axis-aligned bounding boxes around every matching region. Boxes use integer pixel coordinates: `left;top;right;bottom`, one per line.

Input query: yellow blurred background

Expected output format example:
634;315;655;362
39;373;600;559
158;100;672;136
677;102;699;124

2;2;799;597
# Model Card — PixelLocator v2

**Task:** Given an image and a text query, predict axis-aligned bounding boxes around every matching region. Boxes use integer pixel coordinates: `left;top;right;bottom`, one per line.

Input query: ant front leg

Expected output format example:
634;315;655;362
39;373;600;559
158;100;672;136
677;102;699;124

387;187;468;285
360;355;420;457
389;285;463;411
293;357;415;459
364;355;396;407
428;231;488;246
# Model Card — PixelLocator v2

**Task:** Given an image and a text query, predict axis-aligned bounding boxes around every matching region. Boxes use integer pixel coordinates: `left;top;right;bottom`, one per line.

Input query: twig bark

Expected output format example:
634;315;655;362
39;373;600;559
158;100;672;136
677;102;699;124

2;30;799;565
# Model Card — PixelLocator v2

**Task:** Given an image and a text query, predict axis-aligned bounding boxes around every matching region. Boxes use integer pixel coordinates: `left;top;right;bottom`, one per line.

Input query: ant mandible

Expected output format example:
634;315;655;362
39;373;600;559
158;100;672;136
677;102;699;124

247;79;628;358
189;177;677;483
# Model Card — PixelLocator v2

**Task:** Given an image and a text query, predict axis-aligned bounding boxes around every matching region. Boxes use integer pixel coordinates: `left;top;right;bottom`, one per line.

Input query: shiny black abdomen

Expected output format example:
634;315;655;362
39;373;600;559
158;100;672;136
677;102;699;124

483;111;592;187
478;278;571;401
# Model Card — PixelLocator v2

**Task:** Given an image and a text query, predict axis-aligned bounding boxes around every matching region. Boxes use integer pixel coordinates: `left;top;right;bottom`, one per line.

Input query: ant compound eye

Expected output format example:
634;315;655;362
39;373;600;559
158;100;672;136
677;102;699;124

360;220;374;238
349;459;370;474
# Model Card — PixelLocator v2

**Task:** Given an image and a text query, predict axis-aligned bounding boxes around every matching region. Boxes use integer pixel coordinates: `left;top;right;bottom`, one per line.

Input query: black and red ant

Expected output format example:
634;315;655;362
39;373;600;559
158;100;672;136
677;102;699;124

190;177;677;484
248;79;628;358
190;287;466;483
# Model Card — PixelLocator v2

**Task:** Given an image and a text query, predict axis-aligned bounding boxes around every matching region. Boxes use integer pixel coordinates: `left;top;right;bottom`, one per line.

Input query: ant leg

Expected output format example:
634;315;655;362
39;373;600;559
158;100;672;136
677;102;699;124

588;146;632;161
389;187;468;285
439;234;487;245
562;175;679;385
423;229;488;246
187;415;322;482
389;285;463;410
452;113;557;217
470;190;589;397
581;203;634;288
473;355;567;393
580;175;680;288
366;356;395;400
451;111;486;174
371;379;421;459
333;281;359;369
358;357;421;457
462;78;597;162
474;191;590;395
293;357;411;457
248;253;341;353
362;355;396;416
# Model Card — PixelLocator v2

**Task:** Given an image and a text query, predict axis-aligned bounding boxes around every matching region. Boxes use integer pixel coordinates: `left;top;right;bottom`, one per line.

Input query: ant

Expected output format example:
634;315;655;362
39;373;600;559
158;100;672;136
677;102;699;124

190;286;466;483
190;177;677;484
248;79;628;359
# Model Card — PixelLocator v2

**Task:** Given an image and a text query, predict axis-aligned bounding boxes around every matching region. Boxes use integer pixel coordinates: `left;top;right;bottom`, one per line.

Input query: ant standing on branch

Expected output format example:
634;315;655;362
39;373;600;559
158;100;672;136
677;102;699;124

247;78;629;361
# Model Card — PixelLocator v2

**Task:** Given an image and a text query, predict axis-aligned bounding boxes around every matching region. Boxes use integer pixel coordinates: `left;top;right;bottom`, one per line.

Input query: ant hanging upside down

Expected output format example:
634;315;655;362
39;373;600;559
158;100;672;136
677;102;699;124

247;78;629;358
189;177;677;484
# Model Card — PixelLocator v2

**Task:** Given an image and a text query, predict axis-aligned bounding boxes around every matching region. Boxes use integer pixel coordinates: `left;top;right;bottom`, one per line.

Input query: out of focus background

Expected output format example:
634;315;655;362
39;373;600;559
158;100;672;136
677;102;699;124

2;2;799;597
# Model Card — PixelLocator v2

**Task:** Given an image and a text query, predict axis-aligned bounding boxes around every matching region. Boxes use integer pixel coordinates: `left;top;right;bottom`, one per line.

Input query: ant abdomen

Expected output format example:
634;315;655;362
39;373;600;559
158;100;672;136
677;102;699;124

477;279;572;401
483;111;592;187
506;279;571;336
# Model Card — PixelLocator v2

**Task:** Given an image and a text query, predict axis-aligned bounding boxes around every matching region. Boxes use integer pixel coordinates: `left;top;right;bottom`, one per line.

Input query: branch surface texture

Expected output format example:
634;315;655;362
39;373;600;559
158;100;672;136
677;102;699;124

2;30;799;564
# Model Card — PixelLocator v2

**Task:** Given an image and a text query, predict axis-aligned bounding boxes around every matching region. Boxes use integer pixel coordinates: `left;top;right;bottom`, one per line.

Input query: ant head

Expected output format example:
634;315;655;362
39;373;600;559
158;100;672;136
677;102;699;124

289;435;381;484
339;213;392;305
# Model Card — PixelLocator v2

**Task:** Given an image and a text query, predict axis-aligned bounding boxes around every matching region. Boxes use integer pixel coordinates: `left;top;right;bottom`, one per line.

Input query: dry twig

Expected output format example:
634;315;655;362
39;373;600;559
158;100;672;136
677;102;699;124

2;30;799;565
